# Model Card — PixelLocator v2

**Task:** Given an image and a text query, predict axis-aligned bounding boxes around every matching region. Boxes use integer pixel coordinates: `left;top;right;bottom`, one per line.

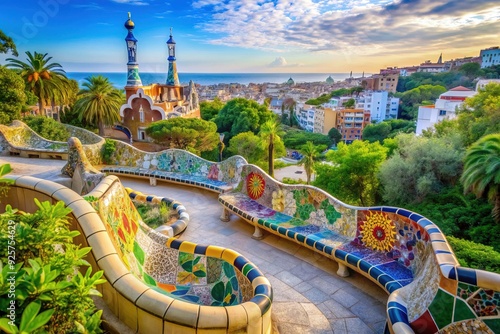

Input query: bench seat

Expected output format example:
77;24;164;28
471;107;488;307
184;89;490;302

102;166;234;193
219;192;413;294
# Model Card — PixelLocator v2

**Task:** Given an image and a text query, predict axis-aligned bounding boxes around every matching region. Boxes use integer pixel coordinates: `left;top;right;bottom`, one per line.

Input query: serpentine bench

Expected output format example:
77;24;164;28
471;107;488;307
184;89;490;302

219;164;500;334
102;141;247;193
0;120;103;163
2;174;273;333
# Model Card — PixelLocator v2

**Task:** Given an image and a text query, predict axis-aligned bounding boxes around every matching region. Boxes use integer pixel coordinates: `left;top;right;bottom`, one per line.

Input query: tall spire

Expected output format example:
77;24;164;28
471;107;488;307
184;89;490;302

437;53;443;64
166;27;180;86
124;12;142;87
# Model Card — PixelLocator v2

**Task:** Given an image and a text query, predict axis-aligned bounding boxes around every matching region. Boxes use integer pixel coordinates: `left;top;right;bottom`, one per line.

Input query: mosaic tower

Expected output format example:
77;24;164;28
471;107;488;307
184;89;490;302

124;12;143;87
166;28;180;86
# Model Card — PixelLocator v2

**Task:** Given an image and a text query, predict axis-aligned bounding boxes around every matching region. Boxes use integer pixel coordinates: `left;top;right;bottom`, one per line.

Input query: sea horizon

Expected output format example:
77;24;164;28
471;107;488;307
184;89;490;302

66;72;366;88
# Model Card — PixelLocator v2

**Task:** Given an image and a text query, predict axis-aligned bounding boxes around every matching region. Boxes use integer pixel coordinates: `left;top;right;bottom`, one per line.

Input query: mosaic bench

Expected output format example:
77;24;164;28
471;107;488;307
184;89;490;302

219;164;500;334
2;174;273;333
102;142;247;194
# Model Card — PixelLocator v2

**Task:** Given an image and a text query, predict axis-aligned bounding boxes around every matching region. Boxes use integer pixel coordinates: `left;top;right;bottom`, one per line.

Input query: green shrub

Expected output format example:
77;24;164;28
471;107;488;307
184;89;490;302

447;236;500;273
102;138;117;164
24;116;69;142
133;200;171;229
0;199;105;333
281;177;305;185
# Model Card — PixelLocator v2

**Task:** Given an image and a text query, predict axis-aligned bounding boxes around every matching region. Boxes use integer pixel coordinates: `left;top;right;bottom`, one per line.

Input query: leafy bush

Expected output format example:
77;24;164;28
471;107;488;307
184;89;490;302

283;130;332;149
24;116;69;142
133;200;171;229
0;199;105;333
102;138;116;164
281;177;305;185
447;236;500;273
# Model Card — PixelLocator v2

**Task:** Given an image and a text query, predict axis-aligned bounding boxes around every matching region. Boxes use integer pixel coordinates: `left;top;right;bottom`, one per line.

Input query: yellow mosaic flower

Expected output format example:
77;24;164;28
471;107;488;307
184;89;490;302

360;212;396;252
247;172;265;200
272;189;285;212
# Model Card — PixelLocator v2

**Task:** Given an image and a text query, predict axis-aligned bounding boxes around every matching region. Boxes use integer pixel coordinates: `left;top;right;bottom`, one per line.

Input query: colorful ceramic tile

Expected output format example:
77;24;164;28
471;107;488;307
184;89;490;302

428;289;455;329
467;289;499;317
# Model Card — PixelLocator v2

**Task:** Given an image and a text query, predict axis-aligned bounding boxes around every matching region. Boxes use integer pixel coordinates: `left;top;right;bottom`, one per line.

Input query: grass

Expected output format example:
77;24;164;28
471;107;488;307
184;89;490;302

132;200;171;229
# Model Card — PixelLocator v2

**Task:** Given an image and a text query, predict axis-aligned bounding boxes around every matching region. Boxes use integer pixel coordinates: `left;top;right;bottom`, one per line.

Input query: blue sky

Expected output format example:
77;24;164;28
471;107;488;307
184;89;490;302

1;0;499;73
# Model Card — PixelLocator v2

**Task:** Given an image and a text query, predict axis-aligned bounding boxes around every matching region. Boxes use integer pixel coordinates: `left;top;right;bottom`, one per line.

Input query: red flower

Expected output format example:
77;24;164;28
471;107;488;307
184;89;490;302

246;172;265;200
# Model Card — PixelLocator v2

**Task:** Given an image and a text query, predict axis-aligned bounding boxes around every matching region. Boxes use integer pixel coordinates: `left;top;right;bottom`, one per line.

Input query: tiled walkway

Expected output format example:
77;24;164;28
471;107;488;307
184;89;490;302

1;156;388;333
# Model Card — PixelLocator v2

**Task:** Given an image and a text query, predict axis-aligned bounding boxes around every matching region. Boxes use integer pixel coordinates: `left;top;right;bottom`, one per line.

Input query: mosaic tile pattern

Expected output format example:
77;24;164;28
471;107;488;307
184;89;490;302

439;319;494;334
0;121;103;164
86;178;267;309
107;140;247;187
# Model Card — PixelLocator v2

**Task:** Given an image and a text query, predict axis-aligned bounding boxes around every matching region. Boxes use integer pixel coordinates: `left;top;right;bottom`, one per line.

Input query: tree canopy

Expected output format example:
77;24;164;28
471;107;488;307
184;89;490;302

314;140;387;206
379;133;464;205
363;119;415;143
213;98;275;141
0;67;26;124
396;84;447;119
146;117;219;155
328;127;342;145
0;29;18;56
24;116;69;141
200;97;224;121
227;131;265;165
283;130;332;149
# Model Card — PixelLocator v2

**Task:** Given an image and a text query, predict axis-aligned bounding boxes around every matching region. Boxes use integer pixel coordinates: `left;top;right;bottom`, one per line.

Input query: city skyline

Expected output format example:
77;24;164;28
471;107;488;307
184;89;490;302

1;0;499;73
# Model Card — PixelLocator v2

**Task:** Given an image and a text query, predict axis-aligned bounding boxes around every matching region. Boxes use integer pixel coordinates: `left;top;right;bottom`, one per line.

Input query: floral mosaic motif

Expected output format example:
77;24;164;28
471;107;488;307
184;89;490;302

467;289;500;317
359;212;396;252
272;190;285;212
247;172;265;200
293;189;315;220
457;282;480;300
177;252;207;285
210;262;239;306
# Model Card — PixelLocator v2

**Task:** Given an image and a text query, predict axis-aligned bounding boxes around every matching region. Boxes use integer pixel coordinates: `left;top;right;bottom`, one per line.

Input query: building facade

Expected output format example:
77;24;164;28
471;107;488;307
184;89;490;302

337;109;371;143
416;86;476;135
480;46;500;68
356;91;399;122
118;15;199;142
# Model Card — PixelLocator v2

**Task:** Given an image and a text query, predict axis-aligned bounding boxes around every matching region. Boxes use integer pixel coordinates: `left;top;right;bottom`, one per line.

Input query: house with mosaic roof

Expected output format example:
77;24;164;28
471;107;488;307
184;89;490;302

118;13;200;142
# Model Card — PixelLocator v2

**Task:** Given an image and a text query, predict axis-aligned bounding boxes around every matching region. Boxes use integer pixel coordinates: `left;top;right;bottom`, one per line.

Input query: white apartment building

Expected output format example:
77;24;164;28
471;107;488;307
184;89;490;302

296;104;337;135
480;46;500;68
356;91;399;122
416;86;476;135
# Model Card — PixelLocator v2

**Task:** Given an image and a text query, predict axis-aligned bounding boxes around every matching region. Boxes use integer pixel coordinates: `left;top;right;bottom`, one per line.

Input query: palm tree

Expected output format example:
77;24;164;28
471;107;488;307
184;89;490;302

460;134;500;222
73;75;124;136
7;51;66;116
299;141;318;184
259;120;284;178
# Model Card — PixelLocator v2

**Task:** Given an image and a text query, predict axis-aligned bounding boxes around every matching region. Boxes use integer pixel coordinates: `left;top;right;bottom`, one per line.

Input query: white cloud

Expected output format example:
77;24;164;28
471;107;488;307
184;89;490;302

269;57;287;67
192;0;500;57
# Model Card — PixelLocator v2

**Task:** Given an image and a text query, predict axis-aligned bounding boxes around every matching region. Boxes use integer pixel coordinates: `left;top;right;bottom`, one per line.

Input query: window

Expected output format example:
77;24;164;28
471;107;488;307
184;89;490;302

439;110;446;116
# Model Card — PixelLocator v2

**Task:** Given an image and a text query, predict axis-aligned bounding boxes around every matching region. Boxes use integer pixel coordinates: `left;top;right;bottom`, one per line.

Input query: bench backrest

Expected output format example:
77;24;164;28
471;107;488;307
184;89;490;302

86;176;255;305
109;141;247;186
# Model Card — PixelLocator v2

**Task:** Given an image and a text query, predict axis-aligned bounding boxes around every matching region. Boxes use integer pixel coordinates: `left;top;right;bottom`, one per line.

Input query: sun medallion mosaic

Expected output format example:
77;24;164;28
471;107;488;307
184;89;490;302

360;211;396;252
246;172;265;200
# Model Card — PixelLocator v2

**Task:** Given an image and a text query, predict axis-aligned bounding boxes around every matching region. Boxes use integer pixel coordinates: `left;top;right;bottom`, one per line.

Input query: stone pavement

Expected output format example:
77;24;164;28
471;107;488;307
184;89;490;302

1;156;388;333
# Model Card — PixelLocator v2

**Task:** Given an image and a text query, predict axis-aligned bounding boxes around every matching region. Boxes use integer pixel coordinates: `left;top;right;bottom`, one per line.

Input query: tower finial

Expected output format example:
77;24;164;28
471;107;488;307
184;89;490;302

128;12;131;19
170;27;173;36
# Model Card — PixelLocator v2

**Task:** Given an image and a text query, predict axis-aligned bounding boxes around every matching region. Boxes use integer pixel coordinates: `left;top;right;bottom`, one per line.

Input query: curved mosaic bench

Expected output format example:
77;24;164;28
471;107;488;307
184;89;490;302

102;140;247;193
125;188;189;237
1;174;273;333
0;120;104;163
218;164;500;334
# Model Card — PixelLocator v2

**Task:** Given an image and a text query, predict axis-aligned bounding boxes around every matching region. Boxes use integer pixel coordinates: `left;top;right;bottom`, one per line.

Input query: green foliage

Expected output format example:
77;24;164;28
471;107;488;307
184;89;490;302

342;98;355;108
447;236;500;273
200;97;225;121
59;105;96;131
397;71;472;92
281;177;306;185
379;134;464;205
101;139;116;165
133;200;170;229
146;117;219;155
327;127;342;145
459;62;482;79
259;120;285;177
460;134;500;221
24;116;69;142
0;30;18;56
299;141;319;184
273;160;293;170
0;67;26;124
228;131;265;165
363;119;415;143
214;98;275;142
7;51;67;117
457;83;500;146
283;129;332;149
0;199;104;333
314;140;387;206
0;164;13;202
73;75;123;136
305;93;331;106
396;84;447;119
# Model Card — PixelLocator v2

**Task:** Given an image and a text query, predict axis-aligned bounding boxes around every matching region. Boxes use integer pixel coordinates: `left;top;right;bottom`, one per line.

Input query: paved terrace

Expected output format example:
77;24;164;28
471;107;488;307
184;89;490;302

1;156;387;334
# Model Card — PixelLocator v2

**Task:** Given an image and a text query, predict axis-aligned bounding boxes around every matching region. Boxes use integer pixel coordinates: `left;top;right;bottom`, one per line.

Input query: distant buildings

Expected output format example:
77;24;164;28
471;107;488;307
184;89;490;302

363;68;399;93
296;105;337;134
416;86;476;135
480;46;500;68
356;91;399;122
337;109;371;143
117;14;199;142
